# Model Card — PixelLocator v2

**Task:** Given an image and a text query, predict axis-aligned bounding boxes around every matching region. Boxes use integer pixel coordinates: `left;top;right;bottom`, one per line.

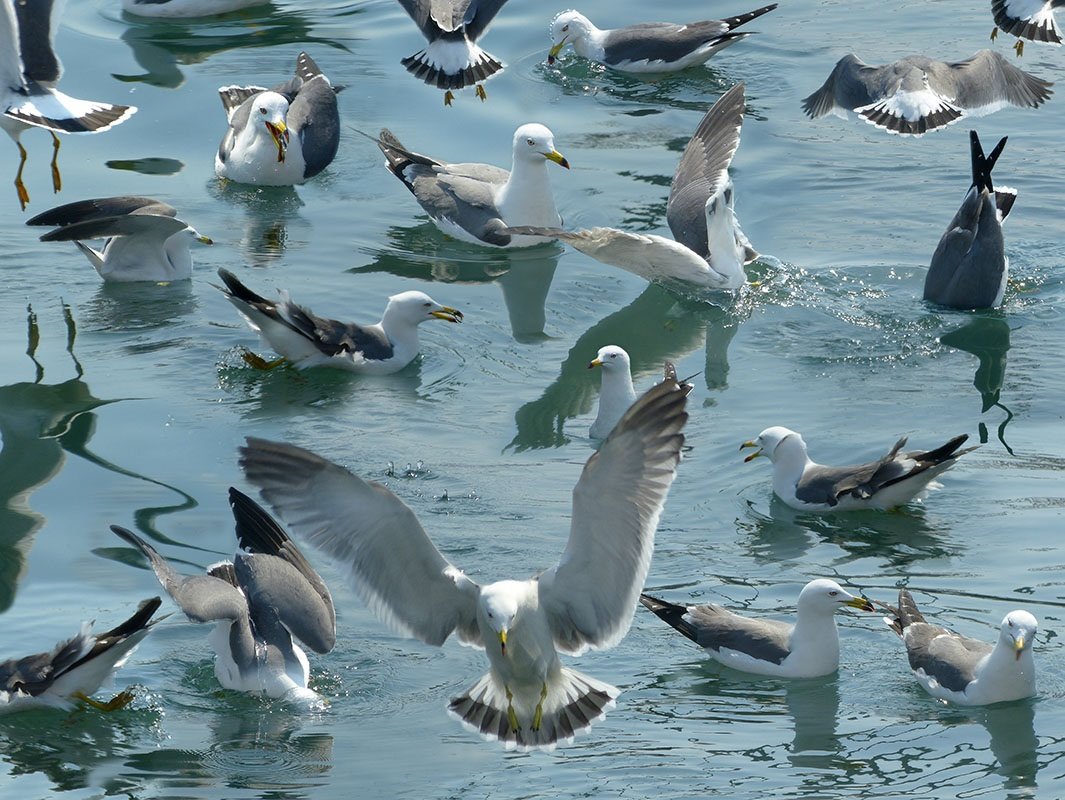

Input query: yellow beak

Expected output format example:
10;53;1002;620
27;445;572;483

265;120;289;163
430;306;463;323
499;629;507;657
846;596;876;612
547;40;566;63
588;357;602;369
740;440;762;462
544;149;570;169
1015;635;1025;660
197;235;214;245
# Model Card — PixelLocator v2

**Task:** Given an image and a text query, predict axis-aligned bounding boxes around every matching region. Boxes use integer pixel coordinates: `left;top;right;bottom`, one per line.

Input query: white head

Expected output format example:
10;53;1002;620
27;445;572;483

250;91;291;162
549;10;595;58
741;426;806;464
999;610;1038;661
588;344;631;374
511;123;569;169
384;291;463;327
481;582;523;657
181;225;213;247
796;579;875;615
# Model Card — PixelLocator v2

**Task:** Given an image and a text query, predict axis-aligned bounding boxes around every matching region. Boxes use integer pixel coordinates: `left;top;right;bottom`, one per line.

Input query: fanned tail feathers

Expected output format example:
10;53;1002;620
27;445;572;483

401;41;504;90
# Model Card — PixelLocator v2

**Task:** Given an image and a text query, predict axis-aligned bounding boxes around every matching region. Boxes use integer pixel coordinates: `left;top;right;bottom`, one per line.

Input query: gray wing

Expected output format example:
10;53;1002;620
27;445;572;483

940;50;1053;111
399;0;508;39
217;85;267;117
904;622;993;692
0;1;23;95
13;0;62;84
667;82;745;259
0;629;92;694
217;97;257;165
602;20;730;65
288;77;340;180
238;438;483;648
464;0;510;40
26;196;177;228
36;214;186;243
802;54;877;118
539;375;689;656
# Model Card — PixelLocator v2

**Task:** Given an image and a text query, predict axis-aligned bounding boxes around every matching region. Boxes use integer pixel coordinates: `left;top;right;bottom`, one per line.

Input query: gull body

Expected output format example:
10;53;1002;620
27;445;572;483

239;375;690;750
641;579;875;678
588;345;636;439
884;589;1036;705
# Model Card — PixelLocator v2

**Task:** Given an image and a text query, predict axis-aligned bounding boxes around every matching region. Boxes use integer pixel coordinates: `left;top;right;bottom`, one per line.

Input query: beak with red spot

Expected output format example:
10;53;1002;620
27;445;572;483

740;439;763;463
265;120;290;163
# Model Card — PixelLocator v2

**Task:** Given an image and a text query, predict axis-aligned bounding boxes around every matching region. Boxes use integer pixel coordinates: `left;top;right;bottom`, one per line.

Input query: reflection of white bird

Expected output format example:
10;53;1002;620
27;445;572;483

113;488;336;707
26;196;213;282
991;0;1064;56
122;0;269;18
240;376;690;751
884;589;1037;705
0;597;162;713
741;427;977;512
505;83;755;290
1;0;137;210
588;345;636;439
641;579;875;678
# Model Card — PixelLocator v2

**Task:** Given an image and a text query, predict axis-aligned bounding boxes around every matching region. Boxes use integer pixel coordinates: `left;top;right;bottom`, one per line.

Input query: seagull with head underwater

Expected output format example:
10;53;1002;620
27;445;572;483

239;374;690;751
740;427;977;512
505;83;756;290
991;0;1064;56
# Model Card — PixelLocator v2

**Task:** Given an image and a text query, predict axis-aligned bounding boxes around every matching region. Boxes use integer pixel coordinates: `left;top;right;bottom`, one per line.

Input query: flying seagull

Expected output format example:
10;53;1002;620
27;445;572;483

547;4;778;72
883;589;1037;705
1;0;137;210
215;52;341;185
112;488;336;707
0;597;162;713
26;196;213;282
991;0;1064;55
740;426;977;512
239;375;690;751
640;579;875;678
925;131;1016;310
802;50;1052;136
505;83;755;290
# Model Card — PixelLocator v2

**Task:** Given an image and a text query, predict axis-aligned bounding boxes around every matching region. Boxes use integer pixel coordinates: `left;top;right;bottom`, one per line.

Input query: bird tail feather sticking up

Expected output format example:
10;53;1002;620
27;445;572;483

401;40;504;90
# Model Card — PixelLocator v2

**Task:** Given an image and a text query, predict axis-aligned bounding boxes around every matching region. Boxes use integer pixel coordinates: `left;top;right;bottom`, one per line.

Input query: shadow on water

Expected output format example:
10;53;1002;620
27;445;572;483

80;281;198;335
209;181;308;265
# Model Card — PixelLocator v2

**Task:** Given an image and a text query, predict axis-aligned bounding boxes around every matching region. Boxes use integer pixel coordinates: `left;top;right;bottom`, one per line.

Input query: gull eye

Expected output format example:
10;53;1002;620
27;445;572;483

829;591;838;596
487;611;494;619
423;302;431;308
527;137;536;146
609;353;617;359
562;24;569;31
259;107;267;115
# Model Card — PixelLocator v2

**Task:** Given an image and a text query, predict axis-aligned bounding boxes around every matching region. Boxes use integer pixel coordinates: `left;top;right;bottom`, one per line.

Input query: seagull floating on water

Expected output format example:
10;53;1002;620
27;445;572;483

641;579;875;678
505;83;755;290
0;597;162;713
991;0;1064;55
217;268;463;373
1;0;136;210
121;0;269;18
588;345;636;440
239;375;690;751
740;427;977;512
374;123;569;248
802;50;1052;137
215;52;340;185
112;488;336;707
26;196;213;283
547;4;777;72
883;589;1037;706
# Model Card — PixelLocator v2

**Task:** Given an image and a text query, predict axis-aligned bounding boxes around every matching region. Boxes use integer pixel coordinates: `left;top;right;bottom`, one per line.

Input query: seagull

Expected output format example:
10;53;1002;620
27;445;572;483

991;0;1064;56
1;0;137;210
925;131;1016;310
547;4;778;72
883;589;1037;705
395;0;511;105
588;345;636;439
0;597;162;714
239;375;690;751
504;83;755;290
121;0;269;18
640;579;875;678
216;267;463;373
802;50;1052;136
215;52;341;186
374;123;569;248
740;427;977;512
111;488;336;707
26;196;213;282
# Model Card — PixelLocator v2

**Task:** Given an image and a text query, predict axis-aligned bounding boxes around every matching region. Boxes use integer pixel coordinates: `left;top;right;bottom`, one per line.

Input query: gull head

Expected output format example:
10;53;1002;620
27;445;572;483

548;10;593;62
797;579;875;615
513;123;569;169
183;225;214;246
1000;611;1038;661
481;582;523;657
386;291;463;326
588;344;631;373
740;426;805;464
253;92;291;163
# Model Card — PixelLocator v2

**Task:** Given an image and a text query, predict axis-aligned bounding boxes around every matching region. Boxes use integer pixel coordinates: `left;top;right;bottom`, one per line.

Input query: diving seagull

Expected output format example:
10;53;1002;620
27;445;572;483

373;123;569;248
740;427;977;512
215;52;341;186
991;0;1064;55
1;0;137;210
216;267;463;374
547;4;778;72
26;196;213;283
395;0;511;105
640;579;875;678
925;131;1016;310
802;50;1052;136
122;0;269;18
0;597;162;713
883;589;1037;705
239;375;690;751
112;488;336;707
505;83;755;290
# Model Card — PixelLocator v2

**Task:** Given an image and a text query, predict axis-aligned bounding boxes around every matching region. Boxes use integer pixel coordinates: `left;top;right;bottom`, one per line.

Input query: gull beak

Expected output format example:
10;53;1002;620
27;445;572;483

543;149;570;169
547;40;566;64
740;440;762;463
846;596;876;612
430;306;463;323
197;235;214;245
265;120;289;163
588;357;602;369
499;629;507;657
1014;635;1026;660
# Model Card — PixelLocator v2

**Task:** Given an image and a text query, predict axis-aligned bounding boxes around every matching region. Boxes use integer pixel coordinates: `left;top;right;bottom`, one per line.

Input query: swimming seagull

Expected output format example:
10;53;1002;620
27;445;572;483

740;427;977;512
395;0;511;105
505;83;755;290
925;131;1016;310
640;579;875;678
26;196;213;283
121;0;269;18
991;0;1064;55
374;123;569;248
883;589;1037;705
0;597;163;714
547;4;778;72
112;488;336;707
1;0;137;210
216;267;463;373
239;376;690;751
801;50;1052;137
588;345;636;439
215;52;341;186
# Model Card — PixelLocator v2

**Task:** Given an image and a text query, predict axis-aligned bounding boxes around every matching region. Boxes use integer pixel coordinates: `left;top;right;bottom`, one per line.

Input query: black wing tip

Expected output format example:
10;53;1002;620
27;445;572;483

228;485;290;555
104;596;164;639
722;3;779;30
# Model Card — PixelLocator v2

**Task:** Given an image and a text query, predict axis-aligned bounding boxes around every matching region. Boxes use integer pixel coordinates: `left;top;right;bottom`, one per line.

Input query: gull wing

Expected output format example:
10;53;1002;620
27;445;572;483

26;196;177;228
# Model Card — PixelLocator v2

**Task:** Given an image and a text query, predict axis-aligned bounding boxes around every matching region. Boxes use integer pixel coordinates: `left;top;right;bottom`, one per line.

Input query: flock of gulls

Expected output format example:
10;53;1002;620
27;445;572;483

0;0;1053;757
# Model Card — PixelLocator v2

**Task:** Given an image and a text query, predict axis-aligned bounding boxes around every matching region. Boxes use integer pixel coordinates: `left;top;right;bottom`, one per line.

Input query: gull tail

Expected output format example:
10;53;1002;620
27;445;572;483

448;668;618;752
856;94;963;136
639;593;700;644
401;39;504;90
5;87;137;134
992;0;1063;44
722;3;779;31
882;588;925;636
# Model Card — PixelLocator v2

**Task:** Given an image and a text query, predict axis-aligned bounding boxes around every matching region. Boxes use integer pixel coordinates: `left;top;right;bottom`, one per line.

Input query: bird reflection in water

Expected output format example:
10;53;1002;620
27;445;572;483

940;316;1014;454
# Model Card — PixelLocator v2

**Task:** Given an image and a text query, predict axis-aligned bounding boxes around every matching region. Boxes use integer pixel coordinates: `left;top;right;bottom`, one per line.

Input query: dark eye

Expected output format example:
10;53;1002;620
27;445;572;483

423;302;431;307
829;591;838;596
259;107;267;115
487;612;494;619
562;24;569;31
609;353;617;359
526;138;535;146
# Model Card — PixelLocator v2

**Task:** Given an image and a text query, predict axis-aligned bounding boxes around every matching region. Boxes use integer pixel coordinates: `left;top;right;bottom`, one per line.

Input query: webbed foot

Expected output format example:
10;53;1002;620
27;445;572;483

475;84;487;102
444;90;455;106
240;348;286;370
74;690;135;712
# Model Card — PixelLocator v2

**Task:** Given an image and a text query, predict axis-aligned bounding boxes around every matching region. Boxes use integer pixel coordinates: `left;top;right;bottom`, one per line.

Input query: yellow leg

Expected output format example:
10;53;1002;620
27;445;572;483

1014;39;1025;57
531;682;548;731
444;90;455;106
49;132;62;193
240;347;286;370
14;140;30;210
990;27;998;42
504;686;520;733
73;690;136;712
475;84;487;102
